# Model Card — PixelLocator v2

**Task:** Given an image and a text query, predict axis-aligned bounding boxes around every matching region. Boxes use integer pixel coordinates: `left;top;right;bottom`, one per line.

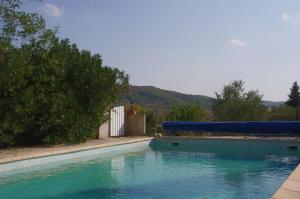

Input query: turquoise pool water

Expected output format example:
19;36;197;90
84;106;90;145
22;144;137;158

0;138;300;199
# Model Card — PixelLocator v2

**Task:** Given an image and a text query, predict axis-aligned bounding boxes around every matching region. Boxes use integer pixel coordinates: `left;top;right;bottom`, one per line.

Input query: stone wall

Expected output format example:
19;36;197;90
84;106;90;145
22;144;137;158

125;114;146;136
99;121;109;138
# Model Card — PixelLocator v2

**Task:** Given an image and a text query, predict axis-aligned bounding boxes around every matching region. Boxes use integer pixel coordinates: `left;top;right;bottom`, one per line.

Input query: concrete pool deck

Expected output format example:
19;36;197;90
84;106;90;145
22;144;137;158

272;164;300;199
0;136;153;164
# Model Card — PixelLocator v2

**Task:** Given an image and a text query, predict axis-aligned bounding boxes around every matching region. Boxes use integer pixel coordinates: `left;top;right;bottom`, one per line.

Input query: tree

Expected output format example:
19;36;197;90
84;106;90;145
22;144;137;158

0;1;129;147
0;0;51;43
212;80;266;121
286;81;300;120
266;105;295;121
166;103;208;122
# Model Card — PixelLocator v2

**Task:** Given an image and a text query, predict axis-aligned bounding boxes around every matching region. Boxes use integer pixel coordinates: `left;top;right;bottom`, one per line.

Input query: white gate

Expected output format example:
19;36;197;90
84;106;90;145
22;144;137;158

110;106;125;137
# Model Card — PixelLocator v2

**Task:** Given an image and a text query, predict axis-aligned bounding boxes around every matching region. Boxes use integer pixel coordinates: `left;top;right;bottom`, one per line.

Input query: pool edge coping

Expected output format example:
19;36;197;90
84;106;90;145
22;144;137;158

156;136;300;142
0;137;154;165
2;136;299;165
271;164;300;199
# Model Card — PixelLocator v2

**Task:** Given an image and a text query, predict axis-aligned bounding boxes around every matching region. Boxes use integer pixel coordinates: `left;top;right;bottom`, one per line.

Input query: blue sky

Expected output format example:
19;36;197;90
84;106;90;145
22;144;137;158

24;0;300;101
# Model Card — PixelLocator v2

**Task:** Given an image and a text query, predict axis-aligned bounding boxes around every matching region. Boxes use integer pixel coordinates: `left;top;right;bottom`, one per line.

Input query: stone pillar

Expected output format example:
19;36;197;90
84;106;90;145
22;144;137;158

125;114;146;136
99;121;109;139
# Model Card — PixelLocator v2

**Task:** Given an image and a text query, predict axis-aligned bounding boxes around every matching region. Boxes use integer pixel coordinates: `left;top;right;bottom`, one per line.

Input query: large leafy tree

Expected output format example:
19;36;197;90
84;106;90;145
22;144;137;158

0;1;129;147
212;80;266;121
286;81;300;120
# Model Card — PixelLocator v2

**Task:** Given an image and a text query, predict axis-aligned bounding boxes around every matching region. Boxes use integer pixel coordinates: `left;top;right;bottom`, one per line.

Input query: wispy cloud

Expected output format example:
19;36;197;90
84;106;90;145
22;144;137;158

42;3;63;17
281;13;292;21
227;38;247;47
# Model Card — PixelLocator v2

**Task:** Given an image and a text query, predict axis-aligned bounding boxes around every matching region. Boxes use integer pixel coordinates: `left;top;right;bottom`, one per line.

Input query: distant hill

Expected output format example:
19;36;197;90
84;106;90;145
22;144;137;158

262;100;284;107
119;85;283;110
119;86;215;109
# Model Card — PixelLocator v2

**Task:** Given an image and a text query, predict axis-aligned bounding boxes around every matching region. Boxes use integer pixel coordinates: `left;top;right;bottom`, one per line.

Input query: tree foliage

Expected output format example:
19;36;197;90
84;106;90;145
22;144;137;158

212;80;266;121
166;103;208;122
266;105;295;121
0;0;129;147
286;81;300;120
286;81;300;107
0;0;51;43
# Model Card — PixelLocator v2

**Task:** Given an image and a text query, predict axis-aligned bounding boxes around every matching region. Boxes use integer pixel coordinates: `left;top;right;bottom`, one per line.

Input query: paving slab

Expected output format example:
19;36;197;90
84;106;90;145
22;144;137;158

272;165;300;199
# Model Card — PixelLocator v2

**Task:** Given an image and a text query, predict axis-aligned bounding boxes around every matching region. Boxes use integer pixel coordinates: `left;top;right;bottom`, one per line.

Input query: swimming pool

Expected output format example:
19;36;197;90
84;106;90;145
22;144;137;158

0;138;299;199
